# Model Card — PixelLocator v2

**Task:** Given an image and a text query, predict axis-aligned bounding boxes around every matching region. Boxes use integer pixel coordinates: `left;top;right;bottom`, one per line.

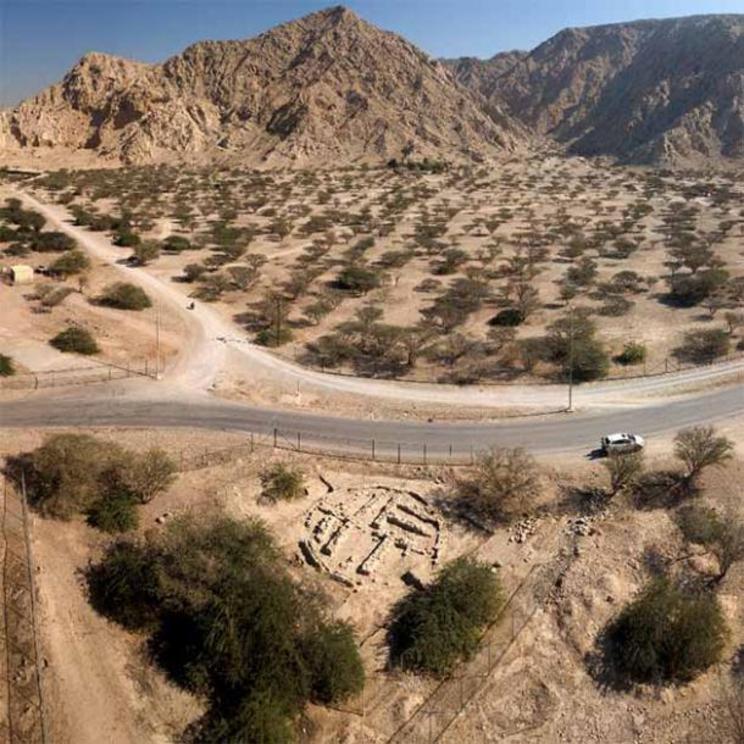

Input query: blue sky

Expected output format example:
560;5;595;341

2;0;743;106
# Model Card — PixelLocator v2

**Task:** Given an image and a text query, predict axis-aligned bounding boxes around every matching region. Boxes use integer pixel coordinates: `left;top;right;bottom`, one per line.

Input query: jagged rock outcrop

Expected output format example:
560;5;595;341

1;6;524;166
443;51;527;93
448;14;744;165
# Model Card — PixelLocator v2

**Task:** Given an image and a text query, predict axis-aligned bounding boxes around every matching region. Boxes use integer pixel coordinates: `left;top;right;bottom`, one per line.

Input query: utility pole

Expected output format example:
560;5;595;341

275;295;282;347
155;303;161;379
567;303;575;412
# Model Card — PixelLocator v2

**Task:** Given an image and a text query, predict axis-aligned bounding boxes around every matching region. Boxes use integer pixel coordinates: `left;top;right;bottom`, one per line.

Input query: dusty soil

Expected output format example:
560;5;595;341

2;425;743;743
0;185;185;387
23;158;744;384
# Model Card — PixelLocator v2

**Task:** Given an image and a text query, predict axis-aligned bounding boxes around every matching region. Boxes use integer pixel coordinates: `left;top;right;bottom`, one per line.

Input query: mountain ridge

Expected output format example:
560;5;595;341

447;13;744;164
5;8;744;167
0;6;525;167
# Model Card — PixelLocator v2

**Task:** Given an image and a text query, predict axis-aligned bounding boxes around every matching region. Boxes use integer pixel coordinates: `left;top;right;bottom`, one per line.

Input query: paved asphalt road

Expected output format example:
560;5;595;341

1;383;742;461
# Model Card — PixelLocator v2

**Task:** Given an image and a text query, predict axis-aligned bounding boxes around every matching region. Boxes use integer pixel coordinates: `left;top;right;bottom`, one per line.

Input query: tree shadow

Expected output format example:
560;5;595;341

584;624;635;694
631;469;694;510
428;486;497;535
554;485;609;518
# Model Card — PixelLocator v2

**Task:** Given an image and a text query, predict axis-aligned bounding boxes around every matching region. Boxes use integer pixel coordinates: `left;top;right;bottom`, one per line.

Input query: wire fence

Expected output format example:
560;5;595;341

176;426;485;470
0;360;156;391
0;475;48;744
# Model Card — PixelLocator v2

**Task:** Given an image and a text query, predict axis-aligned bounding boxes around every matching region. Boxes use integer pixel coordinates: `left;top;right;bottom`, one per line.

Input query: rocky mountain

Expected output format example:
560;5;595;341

448;14;744;165
1;6;524;166
443;51;526;94
7;9;744;168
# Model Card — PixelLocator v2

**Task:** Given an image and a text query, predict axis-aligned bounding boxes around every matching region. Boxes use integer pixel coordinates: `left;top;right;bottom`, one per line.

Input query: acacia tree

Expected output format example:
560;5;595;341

605;577;727;684
458;447;540;524
677;505;744;586
603;452;644;497
86;515;364;741
674;426;734;487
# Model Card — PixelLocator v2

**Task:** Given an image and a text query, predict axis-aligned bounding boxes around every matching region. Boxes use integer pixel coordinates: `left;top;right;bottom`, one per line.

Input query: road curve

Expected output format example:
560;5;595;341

1;382;742;460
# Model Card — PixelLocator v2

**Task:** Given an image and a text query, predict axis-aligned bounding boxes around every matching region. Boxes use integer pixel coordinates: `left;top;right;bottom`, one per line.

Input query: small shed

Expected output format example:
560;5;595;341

9;265;34;285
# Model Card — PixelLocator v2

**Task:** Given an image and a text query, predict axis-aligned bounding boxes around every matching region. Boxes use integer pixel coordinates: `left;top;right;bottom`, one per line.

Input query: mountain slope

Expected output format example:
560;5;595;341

451;14;744;165
1;6;524;166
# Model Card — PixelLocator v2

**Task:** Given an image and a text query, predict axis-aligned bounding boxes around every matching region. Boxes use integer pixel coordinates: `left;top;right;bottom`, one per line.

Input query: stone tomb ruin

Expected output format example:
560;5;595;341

299;485;443;587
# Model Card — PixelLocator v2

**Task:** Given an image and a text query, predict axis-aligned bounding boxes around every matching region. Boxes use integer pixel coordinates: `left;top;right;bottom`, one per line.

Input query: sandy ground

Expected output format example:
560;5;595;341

0;189;186;385
26;159;744;377
6;185;744;424
2;424;743;743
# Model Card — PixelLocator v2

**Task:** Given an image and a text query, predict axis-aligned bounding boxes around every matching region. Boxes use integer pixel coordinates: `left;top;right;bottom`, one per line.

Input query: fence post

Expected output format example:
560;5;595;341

397;443;401;464
250;432;254;453
449;443;453;459
297;432;301;451
273;428;278;449
372;439;375;460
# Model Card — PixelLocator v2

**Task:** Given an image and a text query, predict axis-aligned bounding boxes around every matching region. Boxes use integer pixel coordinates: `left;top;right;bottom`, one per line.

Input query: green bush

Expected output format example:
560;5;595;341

86;540;161;629
40;285;75;307
50;326;99;355
97;282;152;310
490;308;523;327
676;505;724;545
605;578;727;684
49;249;90;277
114;229;141;247
29;231;75;252
336;265;381;294
182;263;207;282
260;462;306;502
131;241;160;265
676;504;744;585
163;235;192;252
255;327;293;347
616;342;647;366
545;312;610;382
19;434;122;518
87;490;139;533
86;515;365;740
0;353;15;377
389;558;504;676
668;269;728;307
674;328;729;364
598;295;634;317
303;621;366;704
17;434;174;523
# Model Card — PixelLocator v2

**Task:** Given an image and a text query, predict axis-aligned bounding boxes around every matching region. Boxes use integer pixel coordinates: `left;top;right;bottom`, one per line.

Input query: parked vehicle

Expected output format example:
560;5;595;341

601;432;645;455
